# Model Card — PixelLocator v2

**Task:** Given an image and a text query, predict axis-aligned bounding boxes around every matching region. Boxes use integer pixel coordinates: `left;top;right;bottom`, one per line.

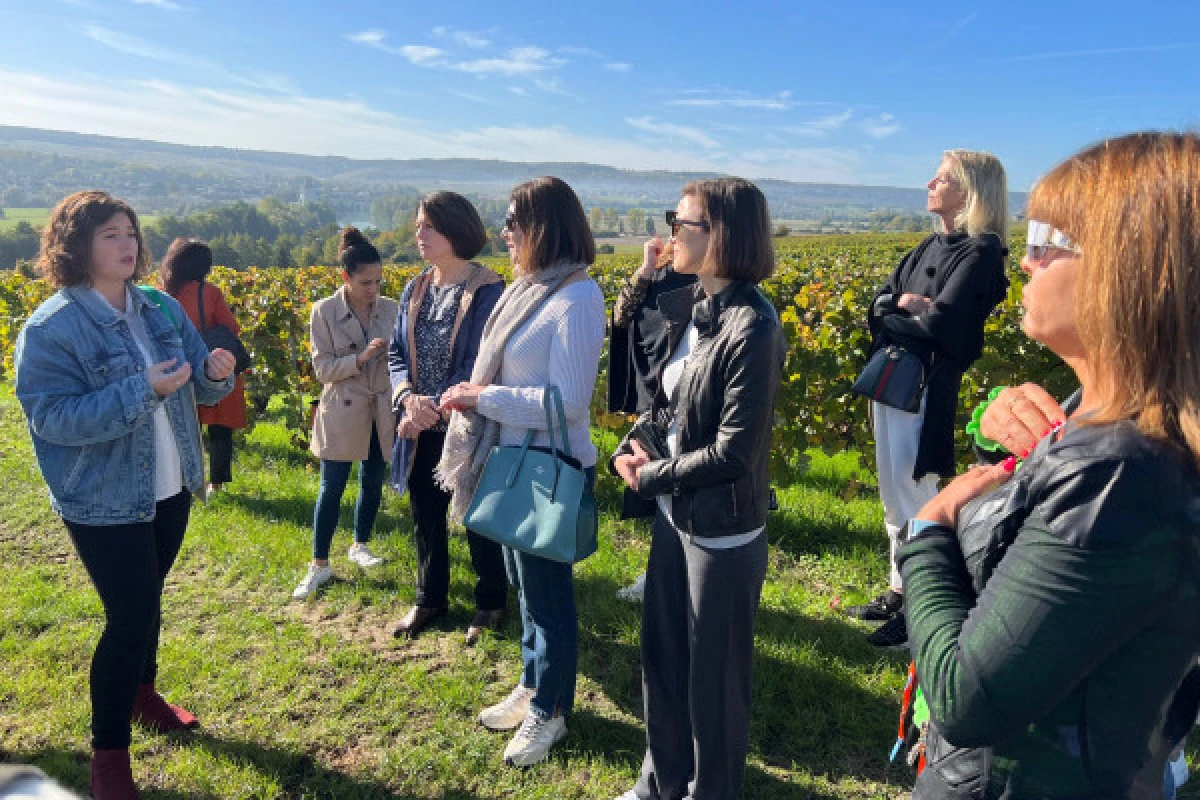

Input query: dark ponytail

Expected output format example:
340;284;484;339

340;226;381;274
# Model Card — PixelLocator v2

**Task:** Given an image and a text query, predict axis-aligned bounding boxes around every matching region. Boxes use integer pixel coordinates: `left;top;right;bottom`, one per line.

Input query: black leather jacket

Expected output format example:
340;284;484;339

628;280;786;539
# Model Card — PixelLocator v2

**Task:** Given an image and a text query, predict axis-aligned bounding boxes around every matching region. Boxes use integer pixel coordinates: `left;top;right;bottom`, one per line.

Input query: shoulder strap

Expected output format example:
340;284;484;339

196;281;209;332
137;285;180;330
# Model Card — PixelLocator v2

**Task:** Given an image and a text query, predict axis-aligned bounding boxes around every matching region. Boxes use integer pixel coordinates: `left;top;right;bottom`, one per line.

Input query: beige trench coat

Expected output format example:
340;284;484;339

309;286;400;462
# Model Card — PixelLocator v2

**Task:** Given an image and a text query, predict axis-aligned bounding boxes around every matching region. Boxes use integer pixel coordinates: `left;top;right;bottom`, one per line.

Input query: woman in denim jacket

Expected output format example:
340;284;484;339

14;191;236;800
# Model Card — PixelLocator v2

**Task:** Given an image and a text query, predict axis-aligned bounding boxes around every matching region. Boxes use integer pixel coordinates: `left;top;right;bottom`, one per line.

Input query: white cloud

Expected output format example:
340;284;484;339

400;45;446;66
667;89;794;111
604;62;632;72
862;113;901;139
625;116;720;149
345;30;447;66
86;25;200;66
995;42;1200;63
432;26;491;48
456;47;562;76
0;68;883;183
558;45;603;58
130;0;182;9
783;109;854;137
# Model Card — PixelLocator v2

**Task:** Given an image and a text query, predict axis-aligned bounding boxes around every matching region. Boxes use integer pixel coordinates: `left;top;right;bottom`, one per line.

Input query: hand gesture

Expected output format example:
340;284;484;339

897;293;933;314
614;440;651;492
148;358;192;398
402;394;441;433
639;236;666;279
439;382;485;412
357;338;388;367
205;348;237;381
915;460;1016;529
981;383;1066;458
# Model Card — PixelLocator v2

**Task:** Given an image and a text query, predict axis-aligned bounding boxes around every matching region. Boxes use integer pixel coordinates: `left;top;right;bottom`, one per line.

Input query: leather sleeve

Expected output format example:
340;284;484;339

637;314;782;496
898;454;1186;748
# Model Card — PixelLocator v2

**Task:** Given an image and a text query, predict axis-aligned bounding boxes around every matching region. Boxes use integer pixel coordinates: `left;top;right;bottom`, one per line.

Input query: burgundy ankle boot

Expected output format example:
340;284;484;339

90;748;140;800
132;684;199;732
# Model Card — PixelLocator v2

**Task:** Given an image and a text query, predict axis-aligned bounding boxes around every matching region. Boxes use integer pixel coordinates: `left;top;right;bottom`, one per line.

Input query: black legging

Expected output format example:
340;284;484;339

64;491;192;749
206;425;234;485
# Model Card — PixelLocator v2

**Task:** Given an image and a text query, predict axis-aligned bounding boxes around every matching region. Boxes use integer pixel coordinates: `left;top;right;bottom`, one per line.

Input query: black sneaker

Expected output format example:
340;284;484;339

844;590;903;622
866;611;908;650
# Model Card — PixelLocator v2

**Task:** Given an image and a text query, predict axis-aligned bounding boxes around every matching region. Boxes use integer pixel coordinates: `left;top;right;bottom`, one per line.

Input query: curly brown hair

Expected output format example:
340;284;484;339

37;191;152;287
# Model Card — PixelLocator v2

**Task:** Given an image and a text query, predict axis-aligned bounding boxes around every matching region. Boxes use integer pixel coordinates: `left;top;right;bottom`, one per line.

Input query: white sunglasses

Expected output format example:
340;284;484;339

1026;220;1082;261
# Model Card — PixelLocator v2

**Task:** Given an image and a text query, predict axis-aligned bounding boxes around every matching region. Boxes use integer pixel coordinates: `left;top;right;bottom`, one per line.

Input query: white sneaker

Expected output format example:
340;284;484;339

616;572;646;602
478;684;535;731
292;563;333;599
613;792;640;800
347;543;383;568
503;712;567;767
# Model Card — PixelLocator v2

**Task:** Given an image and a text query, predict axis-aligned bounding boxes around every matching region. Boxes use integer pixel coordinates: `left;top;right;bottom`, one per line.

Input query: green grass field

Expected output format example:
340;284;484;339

0;208;50;232
0;208;161;233
0;383;1195;799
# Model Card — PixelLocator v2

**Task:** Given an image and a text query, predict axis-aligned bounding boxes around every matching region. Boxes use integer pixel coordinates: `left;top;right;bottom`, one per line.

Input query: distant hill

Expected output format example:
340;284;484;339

0;125;1026;222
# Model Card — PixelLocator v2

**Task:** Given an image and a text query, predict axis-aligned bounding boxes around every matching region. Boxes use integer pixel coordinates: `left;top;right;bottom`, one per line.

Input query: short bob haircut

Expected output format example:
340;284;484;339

160;237;213;295
38;190;152;287
418;191;488;261
681;177;775;283
509;176;595;272
941;149;1009;241
1027;131;1200;469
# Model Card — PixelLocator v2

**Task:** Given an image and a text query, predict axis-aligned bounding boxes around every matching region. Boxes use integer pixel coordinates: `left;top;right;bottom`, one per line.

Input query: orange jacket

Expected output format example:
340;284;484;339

169;281;248;429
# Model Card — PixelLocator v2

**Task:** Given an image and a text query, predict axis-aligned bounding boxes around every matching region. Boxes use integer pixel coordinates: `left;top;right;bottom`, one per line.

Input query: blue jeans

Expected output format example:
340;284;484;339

502;466;594;719
312;427;388;560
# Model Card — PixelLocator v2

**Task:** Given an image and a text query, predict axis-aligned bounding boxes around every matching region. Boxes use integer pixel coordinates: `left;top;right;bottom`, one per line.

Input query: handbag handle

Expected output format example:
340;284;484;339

503;385;572;499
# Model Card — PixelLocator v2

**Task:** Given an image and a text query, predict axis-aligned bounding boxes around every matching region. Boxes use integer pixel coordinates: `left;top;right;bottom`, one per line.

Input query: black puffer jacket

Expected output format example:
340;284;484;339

634;281;786;539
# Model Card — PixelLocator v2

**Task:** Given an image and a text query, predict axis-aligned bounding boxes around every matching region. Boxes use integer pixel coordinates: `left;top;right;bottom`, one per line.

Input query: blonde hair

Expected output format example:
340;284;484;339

1027;131;1200;469
941;149;1009;241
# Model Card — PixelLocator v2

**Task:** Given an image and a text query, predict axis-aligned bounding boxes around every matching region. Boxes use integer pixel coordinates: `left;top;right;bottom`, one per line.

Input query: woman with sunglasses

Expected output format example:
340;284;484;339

612;178;786;800
607;231;697;601
899;132;1200;799
846;150;1010;650
438;177;605;767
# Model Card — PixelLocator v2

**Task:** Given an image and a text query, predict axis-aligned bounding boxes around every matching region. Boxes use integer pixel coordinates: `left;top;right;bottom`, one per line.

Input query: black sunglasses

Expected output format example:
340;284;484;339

504;211;518;231
665;210;709;236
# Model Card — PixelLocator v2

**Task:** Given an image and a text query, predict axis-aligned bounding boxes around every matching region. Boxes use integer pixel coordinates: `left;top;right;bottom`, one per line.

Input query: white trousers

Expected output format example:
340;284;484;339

873;397;940;592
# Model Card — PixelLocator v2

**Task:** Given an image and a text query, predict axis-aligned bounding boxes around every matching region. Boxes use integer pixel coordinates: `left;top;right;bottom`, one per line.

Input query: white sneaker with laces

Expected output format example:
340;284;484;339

616;572;646;602
478;684;535;731
292;563;333;599
503;712;567;767
347;543;383;568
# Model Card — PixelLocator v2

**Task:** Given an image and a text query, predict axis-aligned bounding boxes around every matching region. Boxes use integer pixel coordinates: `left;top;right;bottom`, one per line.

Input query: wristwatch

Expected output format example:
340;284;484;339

902;518;950;545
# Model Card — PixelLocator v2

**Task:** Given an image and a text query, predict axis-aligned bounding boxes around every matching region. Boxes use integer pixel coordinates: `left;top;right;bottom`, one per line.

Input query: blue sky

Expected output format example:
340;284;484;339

1;0;1198;189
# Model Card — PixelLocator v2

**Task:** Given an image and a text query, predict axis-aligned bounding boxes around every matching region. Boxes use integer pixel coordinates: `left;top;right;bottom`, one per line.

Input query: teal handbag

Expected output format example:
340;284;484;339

464;385;599;563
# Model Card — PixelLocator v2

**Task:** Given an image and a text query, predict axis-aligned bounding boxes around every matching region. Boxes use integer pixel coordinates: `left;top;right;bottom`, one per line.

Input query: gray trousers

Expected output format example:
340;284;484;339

634;511;769;800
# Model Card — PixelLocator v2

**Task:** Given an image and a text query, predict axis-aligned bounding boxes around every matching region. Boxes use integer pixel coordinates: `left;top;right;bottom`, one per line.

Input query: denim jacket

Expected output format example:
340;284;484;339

14;283;235;525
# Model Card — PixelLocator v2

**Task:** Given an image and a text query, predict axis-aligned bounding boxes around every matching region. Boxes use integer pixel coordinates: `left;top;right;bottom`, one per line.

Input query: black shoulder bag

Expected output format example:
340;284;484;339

197;281;252;374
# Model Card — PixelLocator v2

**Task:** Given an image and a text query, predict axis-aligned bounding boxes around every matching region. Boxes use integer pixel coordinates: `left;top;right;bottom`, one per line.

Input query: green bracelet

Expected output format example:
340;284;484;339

966;386;1009;453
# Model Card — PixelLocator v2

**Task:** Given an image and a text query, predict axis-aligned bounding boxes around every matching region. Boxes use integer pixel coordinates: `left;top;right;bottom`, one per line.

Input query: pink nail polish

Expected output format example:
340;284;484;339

1002;456;1017;472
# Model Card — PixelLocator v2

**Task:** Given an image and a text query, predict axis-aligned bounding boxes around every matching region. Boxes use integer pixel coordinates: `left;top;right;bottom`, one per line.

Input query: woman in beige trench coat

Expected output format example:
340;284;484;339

293;227;400;599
